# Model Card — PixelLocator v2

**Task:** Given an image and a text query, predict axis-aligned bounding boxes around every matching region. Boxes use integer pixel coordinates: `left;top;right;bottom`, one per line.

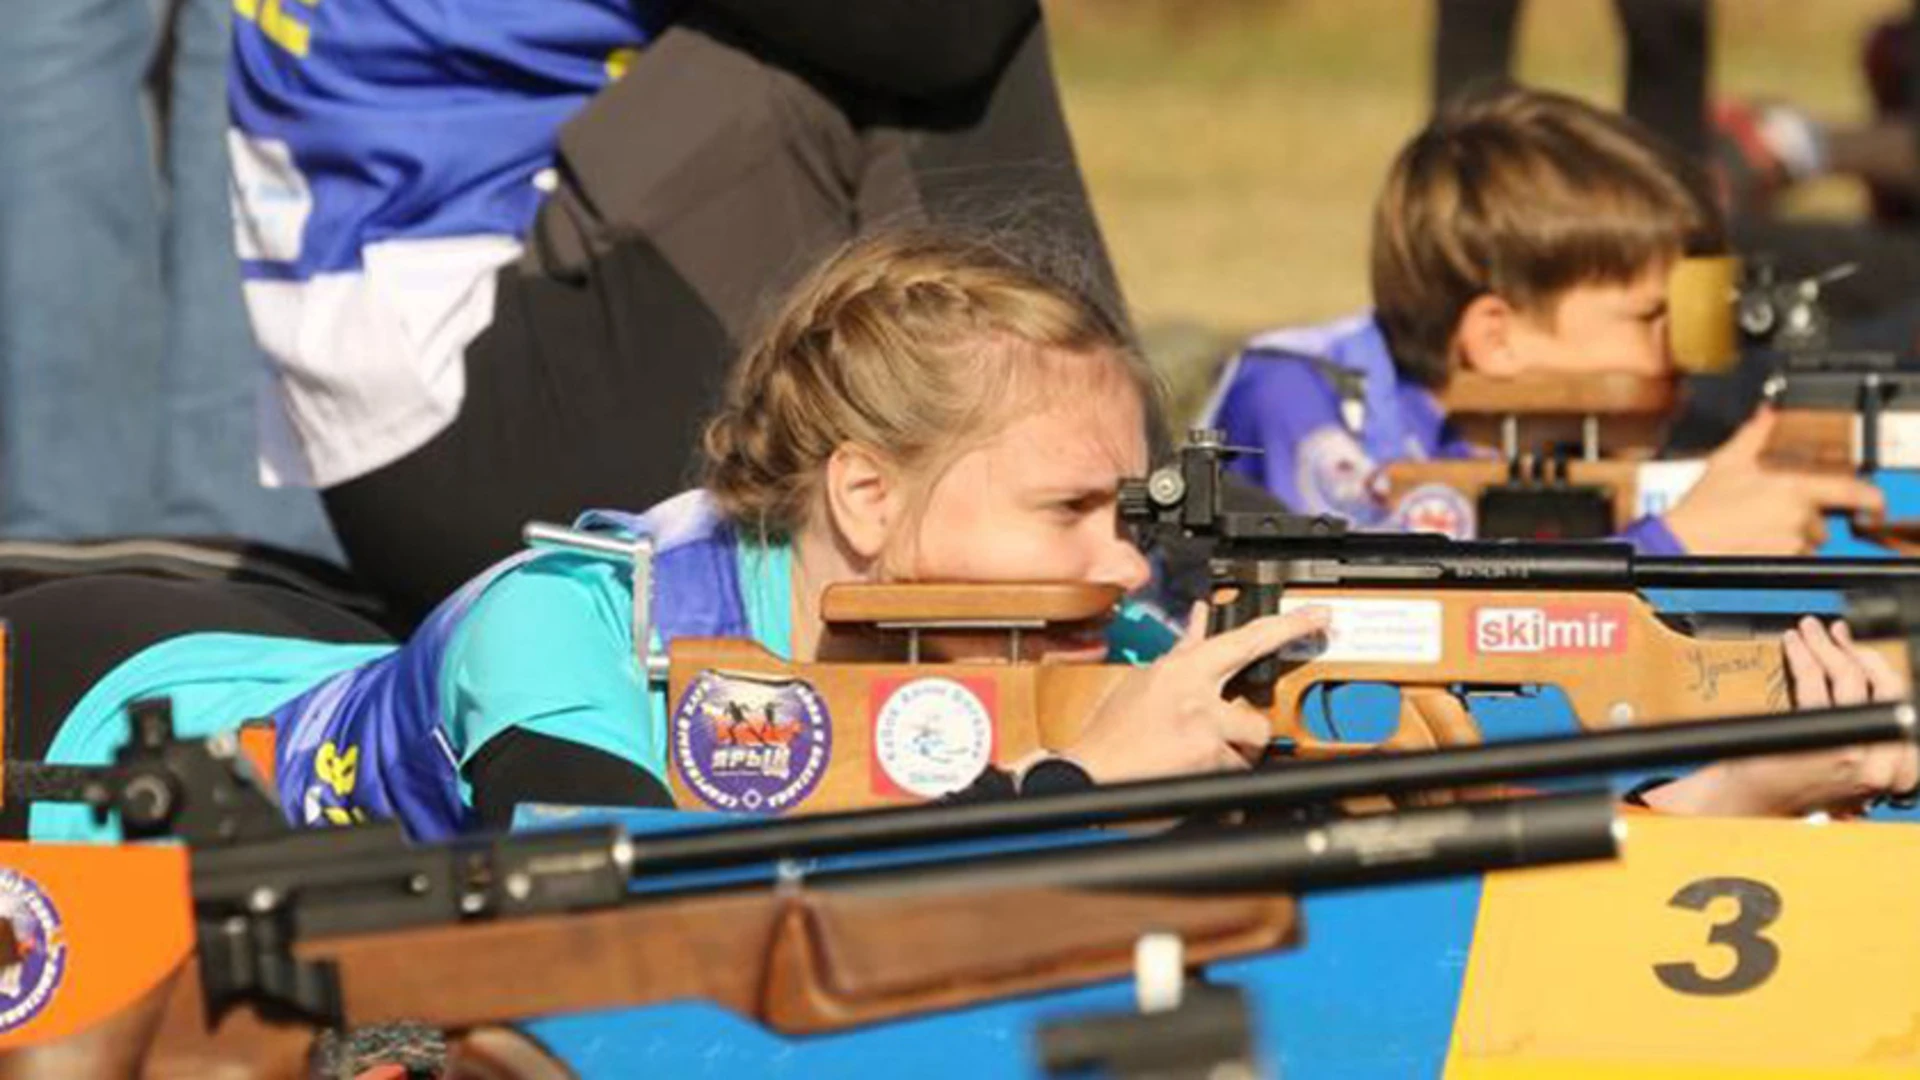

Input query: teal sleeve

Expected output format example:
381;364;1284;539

1107;599;1180;665
442;560;668;784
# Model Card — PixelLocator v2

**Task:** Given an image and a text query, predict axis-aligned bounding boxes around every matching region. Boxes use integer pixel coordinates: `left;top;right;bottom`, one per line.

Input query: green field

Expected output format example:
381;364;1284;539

1047;0;1904;417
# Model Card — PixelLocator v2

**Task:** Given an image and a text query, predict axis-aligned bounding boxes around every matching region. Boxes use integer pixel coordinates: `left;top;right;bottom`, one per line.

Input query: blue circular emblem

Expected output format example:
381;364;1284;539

0;869;66;1034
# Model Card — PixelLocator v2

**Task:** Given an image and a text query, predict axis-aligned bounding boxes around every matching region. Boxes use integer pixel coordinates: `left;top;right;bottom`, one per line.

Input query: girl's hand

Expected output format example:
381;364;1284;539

1063;602;1332;783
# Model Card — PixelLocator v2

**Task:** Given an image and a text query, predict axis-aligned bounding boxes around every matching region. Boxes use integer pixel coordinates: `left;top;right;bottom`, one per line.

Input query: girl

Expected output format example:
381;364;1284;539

13;230;1318;844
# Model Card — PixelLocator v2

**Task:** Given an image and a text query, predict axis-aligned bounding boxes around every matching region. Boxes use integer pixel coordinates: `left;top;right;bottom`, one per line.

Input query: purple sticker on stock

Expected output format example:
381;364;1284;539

0;869;67;1035
672;670;833;813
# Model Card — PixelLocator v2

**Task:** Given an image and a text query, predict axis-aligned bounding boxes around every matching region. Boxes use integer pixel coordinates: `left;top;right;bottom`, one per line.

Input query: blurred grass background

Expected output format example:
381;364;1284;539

1045;0;1907;419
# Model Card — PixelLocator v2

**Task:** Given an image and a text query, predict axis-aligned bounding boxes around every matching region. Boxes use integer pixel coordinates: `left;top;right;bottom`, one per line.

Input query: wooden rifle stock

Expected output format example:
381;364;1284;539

1379;366;1920;544
66;885;1290;1080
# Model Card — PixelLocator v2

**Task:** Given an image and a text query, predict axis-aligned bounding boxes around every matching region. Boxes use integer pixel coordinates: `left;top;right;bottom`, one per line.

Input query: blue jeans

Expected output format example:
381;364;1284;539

0;0;339;558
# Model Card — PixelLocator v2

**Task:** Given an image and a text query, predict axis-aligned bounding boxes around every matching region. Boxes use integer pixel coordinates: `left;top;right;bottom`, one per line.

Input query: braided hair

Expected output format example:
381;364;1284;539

702;228;1155;539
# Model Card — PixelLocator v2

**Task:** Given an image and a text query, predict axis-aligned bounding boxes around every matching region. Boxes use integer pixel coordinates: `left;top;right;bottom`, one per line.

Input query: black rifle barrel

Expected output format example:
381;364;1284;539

1216;534;1920;590
782;791;1618;900
1634;556;1920;590
625;702;1914;878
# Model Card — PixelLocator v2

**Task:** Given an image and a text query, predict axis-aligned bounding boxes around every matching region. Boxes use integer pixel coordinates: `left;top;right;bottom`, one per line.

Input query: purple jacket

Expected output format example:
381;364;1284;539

1201;314;1684;554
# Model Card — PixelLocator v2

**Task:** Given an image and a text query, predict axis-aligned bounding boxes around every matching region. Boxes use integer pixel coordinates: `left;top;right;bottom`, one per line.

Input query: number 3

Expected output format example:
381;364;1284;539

1653;876;1782;996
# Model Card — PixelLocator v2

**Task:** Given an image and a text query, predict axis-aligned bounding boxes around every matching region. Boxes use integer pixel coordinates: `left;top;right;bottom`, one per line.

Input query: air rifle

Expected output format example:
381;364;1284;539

2;699;1652;1079
543;490;1920;811
1114;433;1920;758
1379;258;1920;543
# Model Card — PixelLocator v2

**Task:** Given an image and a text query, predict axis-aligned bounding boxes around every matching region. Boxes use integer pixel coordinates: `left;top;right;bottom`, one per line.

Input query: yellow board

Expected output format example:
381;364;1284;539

1447;815;1920;1078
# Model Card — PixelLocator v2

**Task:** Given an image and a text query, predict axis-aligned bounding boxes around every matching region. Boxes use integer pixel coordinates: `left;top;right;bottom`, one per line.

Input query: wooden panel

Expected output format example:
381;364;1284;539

821;583;1121;627
1440;372;1676;417
1763;409;1858;472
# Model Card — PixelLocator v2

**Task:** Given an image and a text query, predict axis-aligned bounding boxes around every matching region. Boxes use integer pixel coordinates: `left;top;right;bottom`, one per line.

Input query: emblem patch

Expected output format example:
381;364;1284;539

1391;481;1476;539
673;671;832;813
870;677;997;798
0;869;66;1035
1295;426;1382;522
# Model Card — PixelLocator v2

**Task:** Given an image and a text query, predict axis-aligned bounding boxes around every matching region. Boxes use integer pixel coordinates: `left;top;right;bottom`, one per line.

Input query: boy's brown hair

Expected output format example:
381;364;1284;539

1371;85;1724;387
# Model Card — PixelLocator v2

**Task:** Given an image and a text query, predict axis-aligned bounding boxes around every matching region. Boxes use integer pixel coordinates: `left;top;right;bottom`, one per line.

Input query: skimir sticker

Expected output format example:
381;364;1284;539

1472;604;1629;656
0;869;66;1035
870;676;997;798
673;670;832;813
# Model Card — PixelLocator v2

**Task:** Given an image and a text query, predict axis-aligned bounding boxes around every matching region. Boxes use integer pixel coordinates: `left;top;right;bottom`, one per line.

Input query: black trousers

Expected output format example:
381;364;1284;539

324;14;1123;624
0;576;388;838
1433;0;1711;162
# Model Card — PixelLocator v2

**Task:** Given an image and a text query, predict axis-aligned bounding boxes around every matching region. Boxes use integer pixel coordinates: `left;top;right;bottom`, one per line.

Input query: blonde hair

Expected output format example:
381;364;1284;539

703;229;1153;538
1372;85;1724;387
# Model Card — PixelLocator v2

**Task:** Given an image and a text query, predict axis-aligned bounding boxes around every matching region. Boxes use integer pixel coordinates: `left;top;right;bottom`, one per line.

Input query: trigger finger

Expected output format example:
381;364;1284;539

1219;701;1271;752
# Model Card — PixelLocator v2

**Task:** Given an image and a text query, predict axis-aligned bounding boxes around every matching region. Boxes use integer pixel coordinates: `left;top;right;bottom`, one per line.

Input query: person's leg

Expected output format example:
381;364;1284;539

1615;0;1711;162
157;0;343;559
1432;0;1523;111
0;0;167;538
864;15;1129;329
322;239;732;622
0;575;388;836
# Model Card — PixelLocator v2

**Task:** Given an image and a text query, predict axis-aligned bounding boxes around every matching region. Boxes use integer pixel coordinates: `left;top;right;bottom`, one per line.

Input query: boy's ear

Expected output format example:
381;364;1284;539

1453;293;1527;377
822;443;901;561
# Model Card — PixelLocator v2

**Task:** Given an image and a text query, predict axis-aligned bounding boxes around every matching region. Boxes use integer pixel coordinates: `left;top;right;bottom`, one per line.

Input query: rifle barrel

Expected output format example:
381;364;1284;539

1635;556;1920;589
625;703;1913;877
722;791;1620;900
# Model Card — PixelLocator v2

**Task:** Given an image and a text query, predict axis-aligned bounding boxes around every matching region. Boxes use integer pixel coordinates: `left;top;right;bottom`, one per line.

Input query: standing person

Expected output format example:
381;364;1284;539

230;0;1123;623
0;0;339;556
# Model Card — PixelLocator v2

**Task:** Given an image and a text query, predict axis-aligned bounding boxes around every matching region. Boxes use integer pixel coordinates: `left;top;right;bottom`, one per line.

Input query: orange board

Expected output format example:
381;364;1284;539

0;842;193;1047
1447;816;1920;1077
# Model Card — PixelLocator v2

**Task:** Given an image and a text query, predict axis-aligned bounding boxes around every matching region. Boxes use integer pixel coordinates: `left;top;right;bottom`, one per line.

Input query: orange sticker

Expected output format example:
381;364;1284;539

0;843;192;1047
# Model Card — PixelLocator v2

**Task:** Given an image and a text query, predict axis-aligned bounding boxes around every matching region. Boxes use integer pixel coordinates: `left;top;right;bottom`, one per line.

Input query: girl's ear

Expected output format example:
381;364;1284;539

821;443;903;561
1453;293;1527;377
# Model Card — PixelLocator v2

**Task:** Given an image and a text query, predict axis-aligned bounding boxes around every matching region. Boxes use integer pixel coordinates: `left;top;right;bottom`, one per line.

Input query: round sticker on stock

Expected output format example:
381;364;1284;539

673;671;832;813
1392;481;1476;539
873;678;995;798
0;869;66;1035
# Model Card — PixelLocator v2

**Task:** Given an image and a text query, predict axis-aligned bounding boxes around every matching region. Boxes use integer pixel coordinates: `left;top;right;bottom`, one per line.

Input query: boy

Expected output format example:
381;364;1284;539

1204;86;1880;554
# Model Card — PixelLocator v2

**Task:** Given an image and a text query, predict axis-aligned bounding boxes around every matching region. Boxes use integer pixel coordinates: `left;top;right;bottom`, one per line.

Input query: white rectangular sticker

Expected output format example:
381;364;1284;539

1865;413;1920;469
1275;597;1442;664
1632;459;1707;518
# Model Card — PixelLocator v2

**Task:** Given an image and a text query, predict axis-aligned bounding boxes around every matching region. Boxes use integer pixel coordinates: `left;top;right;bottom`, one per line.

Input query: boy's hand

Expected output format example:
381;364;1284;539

1645;618;1918;817
1664;409;1883;554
